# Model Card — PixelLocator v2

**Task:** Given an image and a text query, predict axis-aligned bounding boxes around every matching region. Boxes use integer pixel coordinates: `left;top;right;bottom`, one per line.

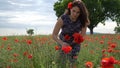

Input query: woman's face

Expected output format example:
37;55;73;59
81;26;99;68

70;6;80;20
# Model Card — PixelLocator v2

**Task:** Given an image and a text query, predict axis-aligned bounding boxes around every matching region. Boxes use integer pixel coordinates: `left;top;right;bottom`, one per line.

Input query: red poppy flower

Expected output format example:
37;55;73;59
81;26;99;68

13;53;19;57
108;41;112;45
101;35;106;39
101;58;112;68
117;36;120;39
85;61;93;68
101;56;116;68
102;49;106;53
109;56;116;64
64;34;70;41
107;48;113;53
2;37;7;41
28;54;32;59
26;40;32;45
100;40;104;44
23;51;29;56
7;47;12;51
55;46;59;50
15;38;19;42
72;33;84;44
95;37;99;40
68;2;72;9
62;45;72;54
110;43;117;49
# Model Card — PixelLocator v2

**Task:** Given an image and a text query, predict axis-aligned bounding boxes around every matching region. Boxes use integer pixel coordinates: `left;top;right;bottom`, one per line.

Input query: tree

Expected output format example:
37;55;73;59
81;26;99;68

54;0;73;17
114;26;120;34
53;0;120;34
83;0;106;34
54;0;106;34
27;29;34;36
101;0;120;26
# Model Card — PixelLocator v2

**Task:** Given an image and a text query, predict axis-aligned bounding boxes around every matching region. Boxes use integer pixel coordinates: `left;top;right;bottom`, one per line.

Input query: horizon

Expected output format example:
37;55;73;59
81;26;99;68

0;0;117;36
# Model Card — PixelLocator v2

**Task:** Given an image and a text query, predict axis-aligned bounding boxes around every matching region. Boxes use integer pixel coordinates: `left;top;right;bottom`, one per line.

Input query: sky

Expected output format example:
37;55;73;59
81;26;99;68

0;0;117;36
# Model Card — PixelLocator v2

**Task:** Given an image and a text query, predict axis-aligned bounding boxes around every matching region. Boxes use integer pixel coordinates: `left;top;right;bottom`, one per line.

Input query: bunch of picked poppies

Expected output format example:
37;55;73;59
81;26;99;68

72;33;84;44
64;33;84;44
55;45;72;54
61;45;72;54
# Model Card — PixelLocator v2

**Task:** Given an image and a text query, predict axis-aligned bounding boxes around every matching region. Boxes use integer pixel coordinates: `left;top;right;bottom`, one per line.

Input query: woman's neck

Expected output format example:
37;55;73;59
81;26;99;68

69;15;77;22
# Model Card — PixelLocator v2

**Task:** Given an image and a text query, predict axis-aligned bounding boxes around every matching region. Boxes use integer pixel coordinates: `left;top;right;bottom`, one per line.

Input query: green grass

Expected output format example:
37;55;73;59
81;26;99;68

0;34;120;68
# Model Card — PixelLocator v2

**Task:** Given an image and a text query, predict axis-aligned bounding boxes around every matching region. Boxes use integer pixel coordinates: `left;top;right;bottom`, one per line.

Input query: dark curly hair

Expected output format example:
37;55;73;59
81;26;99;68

67;1;89;27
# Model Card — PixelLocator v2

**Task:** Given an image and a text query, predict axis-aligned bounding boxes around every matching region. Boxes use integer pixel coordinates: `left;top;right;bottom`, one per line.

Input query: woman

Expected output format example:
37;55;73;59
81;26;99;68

52;0;90;68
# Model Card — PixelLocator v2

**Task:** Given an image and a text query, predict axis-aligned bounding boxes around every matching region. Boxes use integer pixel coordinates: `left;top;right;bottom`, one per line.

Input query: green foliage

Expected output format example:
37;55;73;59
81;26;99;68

0;34;120;68
27;29;34;36
53;0;72;17
83;0;106;34
53;0;120;34
101;0;120;26
114;26;120;34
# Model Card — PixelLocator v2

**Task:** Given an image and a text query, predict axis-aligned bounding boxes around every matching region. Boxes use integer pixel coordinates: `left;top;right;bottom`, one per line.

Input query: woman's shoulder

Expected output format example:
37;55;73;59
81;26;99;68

57;14;70;25
60;14;69;20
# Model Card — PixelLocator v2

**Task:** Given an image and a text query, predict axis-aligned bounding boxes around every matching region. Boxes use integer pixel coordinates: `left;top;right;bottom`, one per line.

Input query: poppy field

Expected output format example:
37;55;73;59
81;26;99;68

0;34;120;68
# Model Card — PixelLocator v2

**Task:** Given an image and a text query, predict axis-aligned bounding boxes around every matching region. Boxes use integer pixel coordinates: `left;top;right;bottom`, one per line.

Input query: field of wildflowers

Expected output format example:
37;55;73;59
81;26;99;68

0;34;120;68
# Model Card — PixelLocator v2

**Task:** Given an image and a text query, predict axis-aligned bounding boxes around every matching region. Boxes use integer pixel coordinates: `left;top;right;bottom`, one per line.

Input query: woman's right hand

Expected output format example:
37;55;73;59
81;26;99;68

61;42;69;46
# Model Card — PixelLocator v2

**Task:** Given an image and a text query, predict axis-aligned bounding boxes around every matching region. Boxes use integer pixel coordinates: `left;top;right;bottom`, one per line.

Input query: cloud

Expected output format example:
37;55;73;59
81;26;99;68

0;0;58;36
0;11;57;26
0;0;14;11
0;0;117;36
0;0;57;27
0;0;57;12
93;20;116;34
0;22;54;32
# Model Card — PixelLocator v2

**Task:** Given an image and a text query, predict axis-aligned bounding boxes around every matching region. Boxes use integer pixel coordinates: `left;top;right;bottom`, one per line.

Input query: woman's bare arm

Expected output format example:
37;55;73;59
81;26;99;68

52;17;69;46
81;26;87;37
81;19;90;37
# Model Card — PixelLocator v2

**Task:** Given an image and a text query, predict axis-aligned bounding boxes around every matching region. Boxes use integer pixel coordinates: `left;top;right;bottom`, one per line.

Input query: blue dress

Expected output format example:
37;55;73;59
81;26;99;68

59;14;82;45
58;14;82;63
